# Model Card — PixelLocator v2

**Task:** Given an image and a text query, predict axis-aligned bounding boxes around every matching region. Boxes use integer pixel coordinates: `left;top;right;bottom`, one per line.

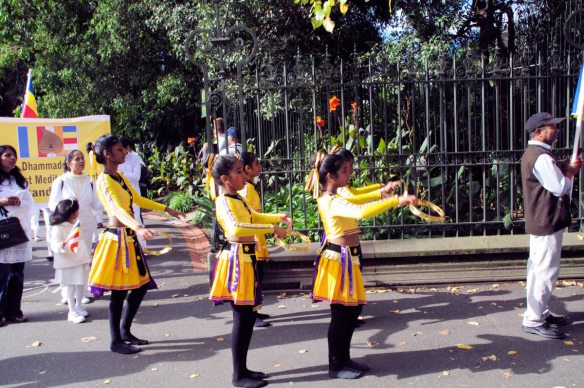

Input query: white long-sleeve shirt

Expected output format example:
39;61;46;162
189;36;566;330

528;140;572;197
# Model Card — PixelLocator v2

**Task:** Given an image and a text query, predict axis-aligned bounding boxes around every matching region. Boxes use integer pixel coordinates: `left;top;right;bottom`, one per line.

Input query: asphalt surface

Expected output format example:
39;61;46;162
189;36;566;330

2;215;584;388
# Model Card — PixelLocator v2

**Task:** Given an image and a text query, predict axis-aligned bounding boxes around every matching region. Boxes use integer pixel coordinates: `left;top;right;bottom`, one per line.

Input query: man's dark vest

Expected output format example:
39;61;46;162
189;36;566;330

521;145;571;235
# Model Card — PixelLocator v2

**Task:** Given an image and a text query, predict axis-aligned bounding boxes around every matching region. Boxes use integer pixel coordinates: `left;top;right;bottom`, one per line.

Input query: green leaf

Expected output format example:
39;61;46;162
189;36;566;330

377;138;386;154
503;213;513;229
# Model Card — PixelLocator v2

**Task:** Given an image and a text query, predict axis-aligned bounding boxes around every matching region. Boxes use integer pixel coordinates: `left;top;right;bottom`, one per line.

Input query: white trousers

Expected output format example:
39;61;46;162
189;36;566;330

523;228;563;327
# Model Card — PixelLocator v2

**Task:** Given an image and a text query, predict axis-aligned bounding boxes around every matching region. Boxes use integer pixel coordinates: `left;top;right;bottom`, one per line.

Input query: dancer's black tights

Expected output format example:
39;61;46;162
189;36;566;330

109;284;148;344
231;303;256;380
328;304;363;366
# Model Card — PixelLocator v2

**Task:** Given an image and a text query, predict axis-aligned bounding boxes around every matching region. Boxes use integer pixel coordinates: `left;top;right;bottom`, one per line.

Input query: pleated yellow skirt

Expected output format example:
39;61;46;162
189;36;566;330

210;243;260;306
88;228;153;291
312;245;366;306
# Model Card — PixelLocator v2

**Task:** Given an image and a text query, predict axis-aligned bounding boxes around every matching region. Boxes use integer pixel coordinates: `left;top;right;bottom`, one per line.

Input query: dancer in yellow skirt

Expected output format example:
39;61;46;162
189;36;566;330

209;155;291;388
238;152;271;328
306;148;417;379
88;134;184;355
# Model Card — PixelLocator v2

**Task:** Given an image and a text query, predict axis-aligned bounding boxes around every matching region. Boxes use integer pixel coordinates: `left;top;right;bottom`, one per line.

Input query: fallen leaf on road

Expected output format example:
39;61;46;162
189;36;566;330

492;284;500;288
439;330;451;336
298;349;308;354
389;309;400;314
277;305;286;309
153;303;159;307
508;351;518;355
183;294;189;297
30;341;41;347
467;321;480;326
38;370;47;375
482;354;497;362
164;333;170;337
456;344;473;350
367;340;378;347
441;371;450;377
430;288;438;292
152;368;158;372
189;374;200;379
195;297;204;301
412;332;423;336
81;336;97;343
171;294;179;298
467;288;479;294
396;288;404;293
564;340;574;346
273;364;282;368
104;380;111;384
216;337;225;342
277;293;287;299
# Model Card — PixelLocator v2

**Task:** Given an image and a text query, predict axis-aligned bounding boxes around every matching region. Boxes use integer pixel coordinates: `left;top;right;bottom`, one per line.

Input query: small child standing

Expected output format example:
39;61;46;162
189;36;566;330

238;152;271;328
50;199;89;324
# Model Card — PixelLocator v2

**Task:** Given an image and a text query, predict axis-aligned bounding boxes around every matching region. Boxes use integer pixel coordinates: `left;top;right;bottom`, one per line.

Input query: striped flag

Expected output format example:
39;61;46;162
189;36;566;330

66;220;80;254
20;69;38;118
572;62;584;119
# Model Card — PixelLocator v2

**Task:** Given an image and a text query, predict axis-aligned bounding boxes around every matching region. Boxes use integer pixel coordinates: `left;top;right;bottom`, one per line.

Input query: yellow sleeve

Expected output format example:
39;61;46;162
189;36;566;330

341;189;382;204
120;173;166;212
329;195;399;220
98;174;142;230
216;196;275;237
251;209;283;224
345;183;382;195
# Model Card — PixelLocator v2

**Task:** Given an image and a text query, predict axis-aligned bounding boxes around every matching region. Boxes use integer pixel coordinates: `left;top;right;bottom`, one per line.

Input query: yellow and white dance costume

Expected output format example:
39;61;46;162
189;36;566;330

336;183;383;202
312;193;400;306
209;193;284;307
88;172;166;296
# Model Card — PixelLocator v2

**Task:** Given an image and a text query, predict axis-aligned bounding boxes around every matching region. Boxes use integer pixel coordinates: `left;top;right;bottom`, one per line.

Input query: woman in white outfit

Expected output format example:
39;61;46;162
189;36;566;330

0;145;34;325
118;137;146;246
49;150;102;302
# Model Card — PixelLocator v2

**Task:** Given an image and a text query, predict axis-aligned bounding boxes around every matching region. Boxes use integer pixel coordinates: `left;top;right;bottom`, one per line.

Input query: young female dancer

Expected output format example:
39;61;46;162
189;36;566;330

209;155;291;388
50;199;89;324
307;148;417;379
238;152;270;327
88;134;183;354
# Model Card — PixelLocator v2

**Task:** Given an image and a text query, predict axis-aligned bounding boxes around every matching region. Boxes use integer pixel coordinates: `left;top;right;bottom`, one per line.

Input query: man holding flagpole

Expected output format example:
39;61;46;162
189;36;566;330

520;112;580;339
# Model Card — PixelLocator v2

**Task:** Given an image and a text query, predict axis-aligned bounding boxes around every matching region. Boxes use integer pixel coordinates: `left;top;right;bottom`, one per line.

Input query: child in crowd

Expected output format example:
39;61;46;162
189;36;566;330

50;199;89;324
306;148;417;379
238;152;271;327
209;155;291;388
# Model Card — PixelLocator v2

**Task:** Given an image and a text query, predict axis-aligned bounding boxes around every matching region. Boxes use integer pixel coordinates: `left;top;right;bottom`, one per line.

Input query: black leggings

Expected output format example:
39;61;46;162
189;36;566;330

109;284;148;344
231;303;256;379
328;304;363;363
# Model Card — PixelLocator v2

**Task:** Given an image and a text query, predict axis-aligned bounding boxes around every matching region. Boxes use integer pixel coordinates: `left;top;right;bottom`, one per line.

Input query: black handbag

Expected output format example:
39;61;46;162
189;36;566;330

0;206;29;249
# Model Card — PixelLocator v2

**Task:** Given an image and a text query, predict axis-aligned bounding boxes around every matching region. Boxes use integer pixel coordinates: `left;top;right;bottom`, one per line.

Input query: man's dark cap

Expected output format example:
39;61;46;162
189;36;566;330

525;112;565;133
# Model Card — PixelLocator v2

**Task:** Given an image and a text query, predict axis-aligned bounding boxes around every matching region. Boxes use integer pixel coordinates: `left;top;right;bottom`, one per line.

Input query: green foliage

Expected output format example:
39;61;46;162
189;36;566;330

164;191;198;213
147;144;194;196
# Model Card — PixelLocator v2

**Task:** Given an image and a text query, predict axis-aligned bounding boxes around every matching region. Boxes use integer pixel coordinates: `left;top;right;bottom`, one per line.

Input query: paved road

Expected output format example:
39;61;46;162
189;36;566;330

2;216;584;387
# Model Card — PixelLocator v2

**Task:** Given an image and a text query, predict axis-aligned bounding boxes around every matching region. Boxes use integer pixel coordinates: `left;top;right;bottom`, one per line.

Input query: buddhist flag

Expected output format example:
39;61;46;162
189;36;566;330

66;220;80;254
20;69;38;119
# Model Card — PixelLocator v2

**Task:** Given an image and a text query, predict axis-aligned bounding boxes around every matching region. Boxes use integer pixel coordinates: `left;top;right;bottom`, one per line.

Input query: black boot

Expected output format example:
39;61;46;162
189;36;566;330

109;291;140;354
328;356;362;379
121;287;148;345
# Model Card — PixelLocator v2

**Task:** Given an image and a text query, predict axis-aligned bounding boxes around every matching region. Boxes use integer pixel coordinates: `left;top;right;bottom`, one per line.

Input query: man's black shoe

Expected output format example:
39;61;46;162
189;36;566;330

522;323;566;339
46;256;54;262
545;314;570;327
254;318;271;328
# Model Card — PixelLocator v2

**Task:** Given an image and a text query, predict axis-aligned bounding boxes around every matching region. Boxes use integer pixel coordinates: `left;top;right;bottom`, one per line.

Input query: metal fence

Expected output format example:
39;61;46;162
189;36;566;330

187;1;584;240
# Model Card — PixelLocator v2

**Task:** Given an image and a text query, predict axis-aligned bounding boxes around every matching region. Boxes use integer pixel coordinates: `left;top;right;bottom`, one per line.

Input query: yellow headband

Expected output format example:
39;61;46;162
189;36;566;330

205;153;218;200
305;150;327;198
329;144;342;155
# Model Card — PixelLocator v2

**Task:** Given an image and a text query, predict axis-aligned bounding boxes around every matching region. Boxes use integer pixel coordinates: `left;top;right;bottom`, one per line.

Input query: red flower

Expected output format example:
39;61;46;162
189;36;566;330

315;116;325;127
351;102;357;113
329;96;341;112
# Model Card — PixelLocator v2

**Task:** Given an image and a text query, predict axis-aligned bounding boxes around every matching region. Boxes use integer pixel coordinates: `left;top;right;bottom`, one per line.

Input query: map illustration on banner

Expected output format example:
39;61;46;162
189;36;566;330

17;125;79;158
0;115;110;204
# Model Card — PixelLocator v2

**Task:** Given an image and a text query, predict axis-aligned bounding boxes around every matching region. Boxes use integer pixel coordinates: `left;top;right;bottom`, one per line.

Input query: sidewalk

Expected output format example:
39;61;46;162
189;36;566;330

2;215;584;387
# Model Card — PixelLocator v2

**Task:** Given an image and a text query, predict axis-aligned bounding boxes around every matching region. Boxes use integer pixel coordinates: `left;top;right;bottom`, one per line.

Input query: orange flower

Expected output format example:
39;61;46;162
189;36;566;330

187;137;196;144
329;96;341;112
315;116;325;127
351;102;357;113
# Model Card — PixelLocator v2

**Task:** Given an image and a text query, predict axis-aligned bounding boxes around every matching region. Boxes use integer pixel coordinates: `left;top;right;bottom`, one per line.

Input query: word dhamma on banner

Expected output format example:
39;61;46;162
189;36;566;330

0;115;110;204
